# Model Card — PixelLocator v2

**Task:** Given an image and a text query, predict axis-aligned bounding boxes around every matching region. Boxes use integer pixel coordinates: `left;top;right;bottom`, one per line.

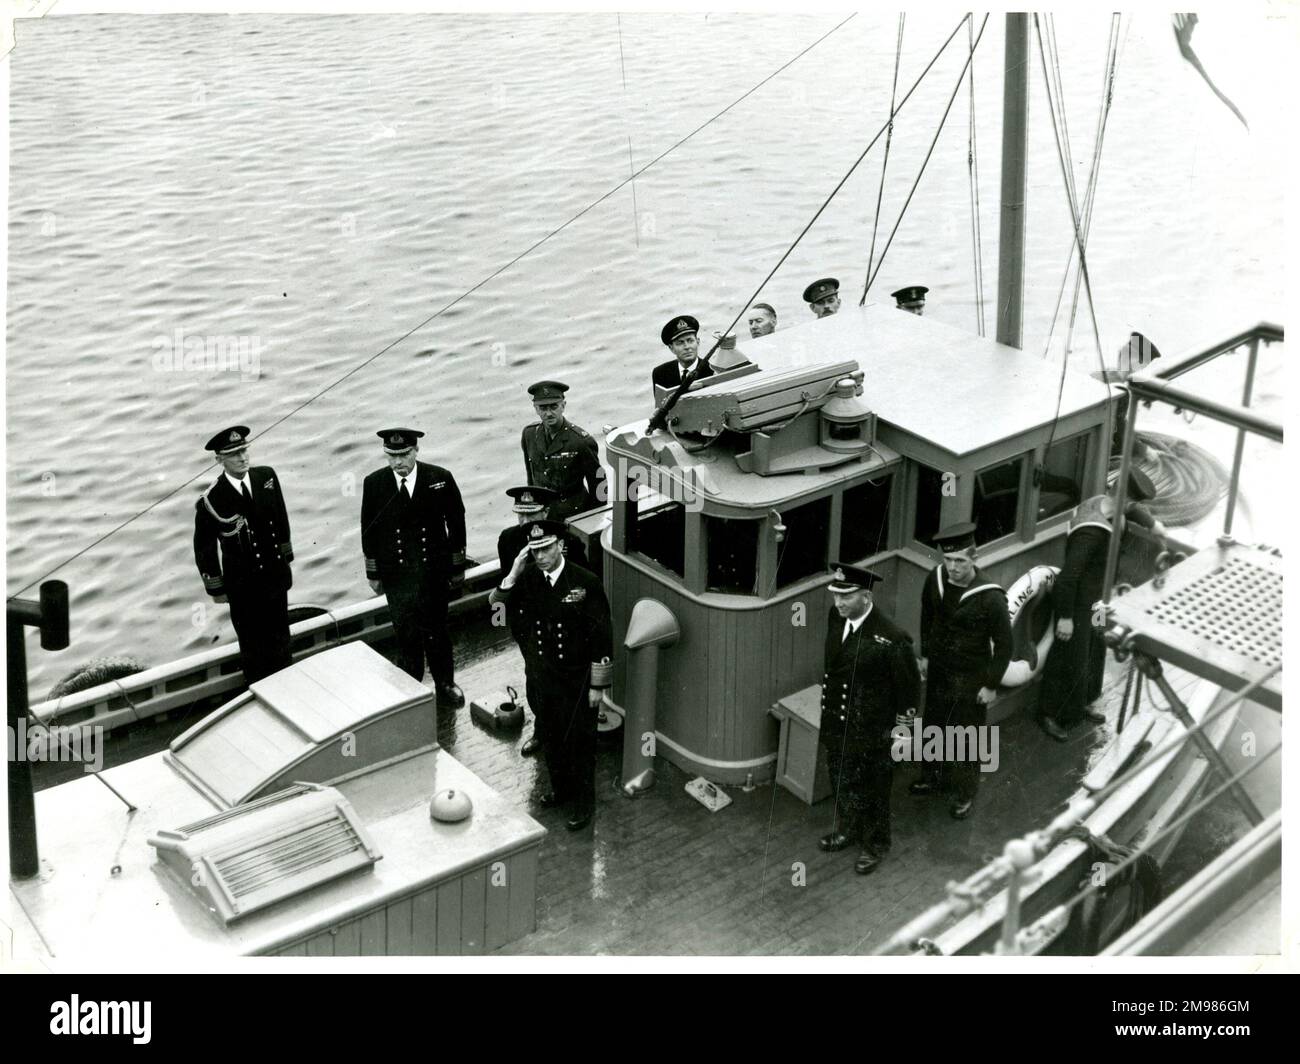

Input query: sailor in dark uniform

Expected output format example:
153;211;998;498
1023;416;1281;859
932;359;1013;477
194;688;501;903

652;315;715;391
1037;476;1163;741
912;522;1013;819
193;425;294;684
490;520;614;831
520;380;605;521
803;277;841;318
497;485;591;758
891;285;928;315
818;564;921;875
361;428;467;707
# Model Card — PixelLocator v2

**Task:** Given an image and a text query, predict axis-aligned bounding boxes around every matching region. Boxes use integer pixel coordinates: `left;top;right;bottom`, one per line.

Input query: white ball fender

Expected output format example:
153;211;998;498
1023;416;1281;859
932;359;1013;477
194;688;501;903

999;565;1059;687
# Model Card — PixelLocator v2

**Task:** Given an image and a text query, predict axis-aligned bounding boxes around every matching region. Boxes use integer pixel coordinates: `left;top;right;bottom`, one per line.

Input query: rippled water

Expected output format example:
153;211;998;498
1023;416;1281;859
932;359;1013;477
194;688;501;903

6;12;1287;690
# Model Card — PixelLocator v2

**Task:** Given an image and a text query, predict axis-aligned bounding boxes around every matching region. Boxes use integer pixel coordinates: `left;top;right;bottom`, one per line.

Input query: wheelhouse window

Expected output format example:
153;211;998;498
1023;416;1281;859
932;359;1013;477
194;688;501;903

973;456;1023;545
840;476;892;561
913;464;946;545
629;493;685;577
706;517;759;594
776;496;831;589
1038;433;1087;521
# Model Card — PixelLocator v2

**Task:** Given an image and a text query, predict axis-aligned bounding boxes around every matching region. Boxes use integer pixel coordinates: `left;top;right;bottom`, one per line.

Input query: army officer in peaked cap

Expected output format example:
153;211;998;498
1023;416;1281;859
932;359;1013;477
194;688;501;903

913;522;1012;820
491;520;614;831
361;428;467;708
818;563;921;875
193;425;294;684
652;315;716;391
521;380;606;522
891;285;928;316
803;277;842;318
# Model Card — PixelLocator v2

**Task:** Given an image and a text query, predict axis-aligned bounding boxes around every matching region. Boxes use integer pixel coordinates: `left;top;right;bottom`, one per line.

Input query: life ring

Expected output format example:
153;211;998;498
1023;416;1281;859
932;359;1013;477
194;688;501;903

999;565;1058;687
47;655;146;701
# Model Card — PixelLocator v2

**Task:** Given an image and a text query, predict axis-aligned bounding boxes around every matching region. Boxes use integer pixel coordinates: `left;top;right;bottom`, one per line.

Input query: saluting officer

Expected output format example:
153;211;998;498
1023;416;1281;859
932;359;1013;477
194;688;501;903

803;277;842;318
194;425;294;684
912;522;1012;819
891;285;928;316
521;380;605;521
497;485;591;758
818;564;921;875
490;519;614;831
361;428;467;708
652;315;716;391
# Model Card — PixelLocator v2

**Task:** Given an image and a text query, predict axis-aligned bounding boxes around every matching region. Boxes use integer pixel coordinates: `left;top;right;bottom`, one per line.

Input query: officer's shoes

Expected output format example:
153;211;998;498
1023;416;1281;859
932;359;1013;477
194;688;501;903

435;682;465;709
950;799;974;820
854;849;883;875
908;780;938;796
1039;717;1070;743
1084;707;1108;725
565;809;593;831
521;732;542;756
818;832;851;853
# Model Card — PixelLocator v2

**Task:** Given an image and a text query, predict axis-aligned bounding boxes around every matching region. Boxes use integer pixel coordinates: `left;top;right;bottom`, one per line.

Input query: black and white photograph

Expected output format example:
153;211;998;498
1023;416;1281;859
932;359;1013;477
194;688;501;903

2;1;1291;982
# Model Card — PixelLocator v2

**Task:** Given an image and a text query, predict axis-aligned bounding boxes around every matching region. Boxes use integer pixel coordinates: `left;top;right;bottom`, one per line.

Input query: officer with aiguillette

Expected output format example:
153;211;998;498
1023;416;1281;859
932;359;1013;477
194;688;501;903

818;563;920;875
497;484;591;758
194;425;294;684
521;380;605;521
361;428;467;708
490;519;614;831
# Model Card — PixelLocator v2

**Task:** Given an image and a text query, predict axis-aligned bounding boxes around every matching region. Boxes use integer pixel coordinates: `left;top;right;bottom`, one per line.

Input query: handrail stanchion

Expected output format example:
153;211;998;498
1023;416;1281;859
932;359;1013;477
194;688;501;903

1223;336;1260;537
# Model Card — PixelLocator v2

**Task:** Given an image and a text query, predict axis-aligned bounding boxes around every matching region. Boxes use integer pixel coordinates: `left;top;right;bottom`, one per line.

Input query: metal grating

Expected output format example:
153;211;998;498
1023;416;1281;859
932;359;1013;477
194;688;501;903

215;818;366;897
1107;542;1283;711
1143;555;1282;669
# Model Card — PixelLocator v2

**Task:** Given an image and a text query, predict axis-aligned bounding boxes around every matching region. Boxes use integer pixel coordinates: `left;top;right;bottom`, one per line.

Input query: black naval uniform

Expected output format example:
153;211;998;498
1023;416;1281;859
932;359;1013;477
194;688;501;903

919;565;1013;802
651;358;715;392
1039;501;1156;724
194;466;294;684
820;606;920;852
520;421;605;521
493;558;613;818
361;461;466;684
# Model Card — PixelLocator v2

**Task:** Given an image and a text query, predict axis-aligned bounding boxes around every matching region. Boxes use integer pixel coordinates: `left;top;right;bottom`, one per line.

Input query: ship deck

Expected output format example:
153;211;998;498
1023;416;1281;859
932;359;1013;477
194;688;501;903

30;634;1243;957
442;640;1231;956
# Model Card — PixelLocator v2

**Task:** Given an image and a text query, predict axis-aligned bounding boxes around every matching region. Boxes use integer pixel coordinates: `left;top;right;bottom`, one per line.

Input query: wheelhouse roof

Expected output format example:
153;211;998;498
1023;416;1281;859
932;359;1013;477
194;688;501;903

688;302;1113;458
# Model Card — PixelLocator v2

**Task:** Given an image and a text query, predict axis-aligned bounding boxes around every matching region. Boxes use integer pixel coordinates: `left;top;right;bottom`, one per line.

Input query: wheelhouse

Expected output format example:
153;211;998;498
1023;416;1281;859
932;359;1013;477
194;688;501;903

602;304;1113;783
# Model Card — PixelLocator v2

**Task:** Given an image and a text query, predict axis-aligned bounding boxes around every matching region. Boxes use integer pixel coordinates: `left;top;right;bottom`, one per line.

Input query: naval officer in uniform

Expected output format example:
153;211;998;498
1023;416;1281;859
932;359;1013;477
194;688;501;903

913;522;1013;819
497;485;591;758
490;519;614;831
520;380;605;521
652;315;716;391
891;285;928;315
361;428;467;708
193;425;294;684
803;277;842;318
818;563;921;875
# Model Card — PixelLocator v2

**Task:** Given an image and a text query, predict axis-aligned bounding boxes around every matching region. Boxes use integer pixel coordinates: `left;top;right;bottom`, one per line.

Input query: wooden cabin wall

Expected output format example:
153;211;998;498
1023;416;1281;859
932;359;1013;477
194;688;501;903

269;846;540;957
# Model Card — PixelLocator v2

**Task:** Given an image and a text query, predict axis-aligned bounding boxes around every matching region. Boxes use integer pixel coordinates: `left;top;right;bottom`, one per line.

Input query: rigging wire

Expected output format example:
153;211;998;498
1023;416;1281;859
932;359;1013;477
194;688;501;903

859;14;906;306
1034;14;1117;465
9;13;859;603
966;14;987;336
650;12;985;433
862;17;989;297
616;14;641;248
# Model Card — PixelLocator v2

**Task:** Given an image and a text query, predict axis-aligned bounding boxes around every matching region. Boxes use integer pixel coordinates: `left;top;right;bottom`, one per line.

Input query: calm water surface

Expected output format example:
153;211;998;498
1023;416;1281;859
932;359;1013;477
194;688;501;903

6;12;1287;689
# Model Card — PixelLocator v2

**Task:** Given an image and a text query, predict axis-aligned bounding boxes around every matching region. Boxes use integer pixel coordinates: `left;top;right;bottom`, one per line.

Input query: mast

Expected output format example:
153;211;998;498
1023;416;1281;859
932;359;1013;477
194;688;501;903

996;13;1029;349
